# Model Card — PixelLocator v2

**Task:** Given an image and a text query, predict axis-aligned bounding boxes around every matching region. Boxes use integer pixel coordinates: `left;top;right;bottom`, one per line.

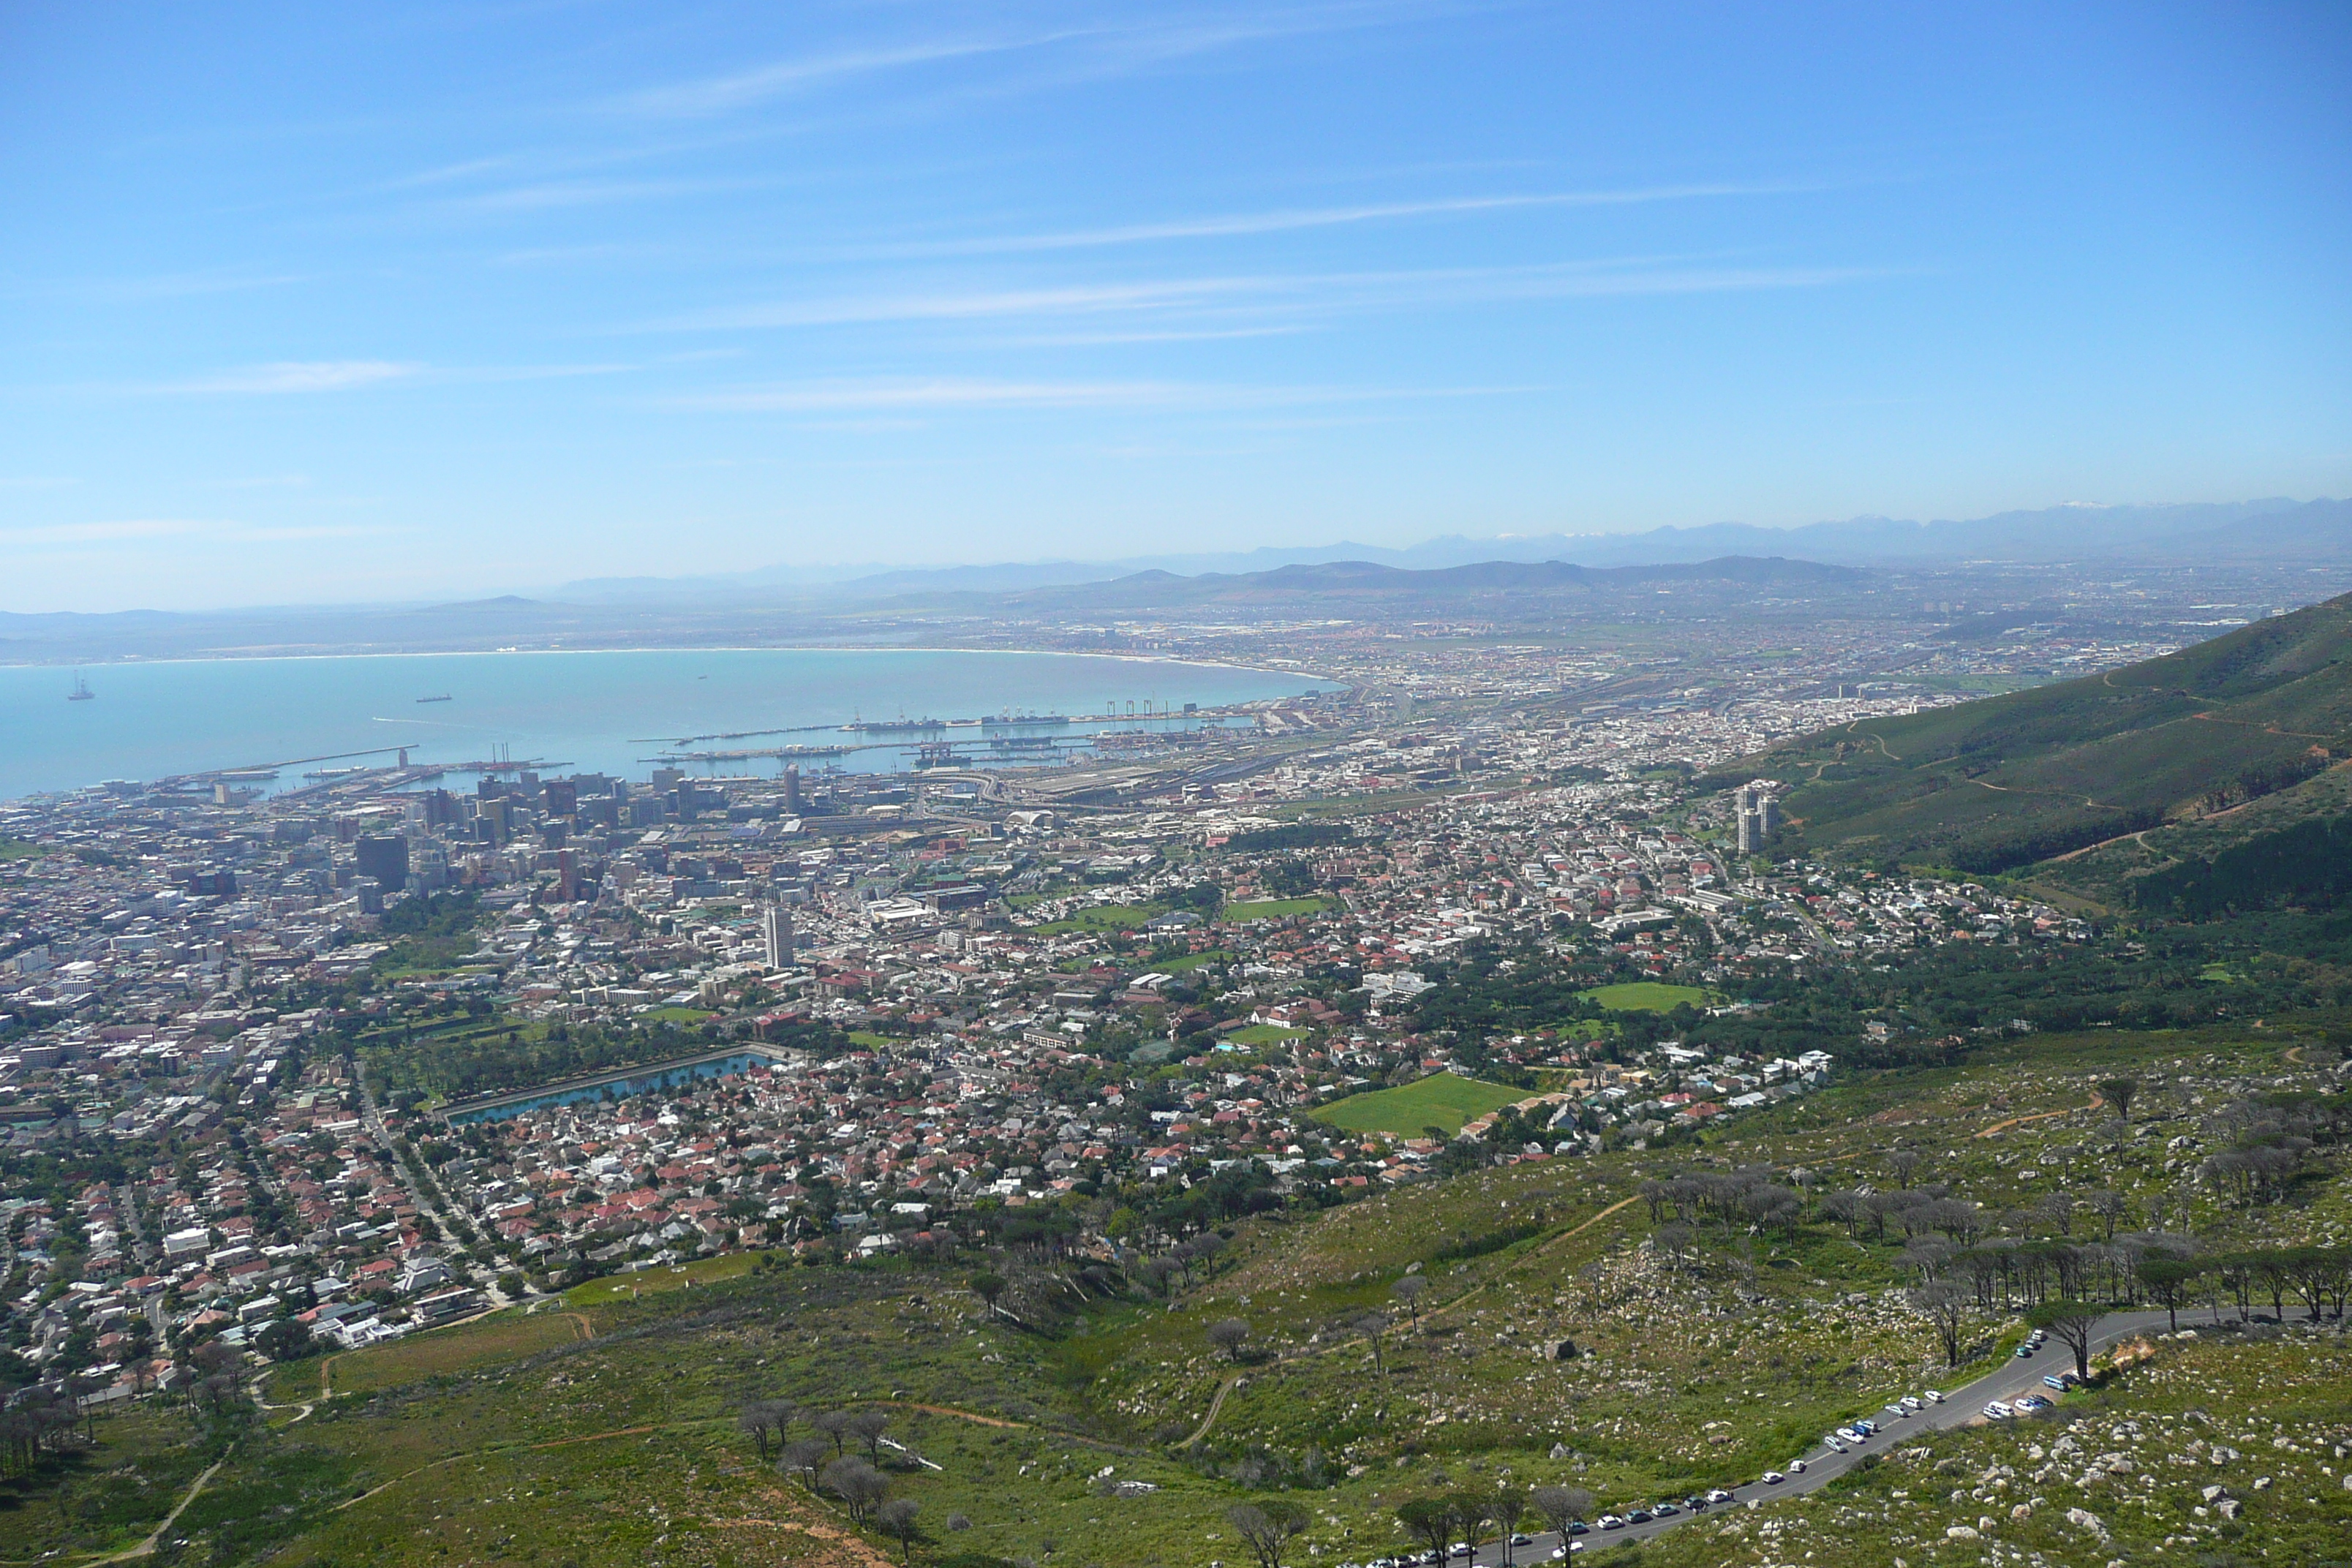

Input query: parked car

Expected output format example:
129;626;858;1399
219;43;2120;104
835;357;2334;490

1760;1471;1785;1485
1705;1489;1734;1505
1823;1434;1848;1452
1651;1502;1679;1518
1510;1534;1536;1547
1899;1395;1923;1412
1567;1521;1588;1537
1597;1516;1625;1531
2019;1394;2054;1411
1983;1401;2015;1420
2016;1344;2036;1358
1923;1389;1946;1403
1627;1508;1654;1524
1835;1427;1865;1445
1854;1420;1880;1436
1683;1496;1708;1512
1787;1459;1808;1474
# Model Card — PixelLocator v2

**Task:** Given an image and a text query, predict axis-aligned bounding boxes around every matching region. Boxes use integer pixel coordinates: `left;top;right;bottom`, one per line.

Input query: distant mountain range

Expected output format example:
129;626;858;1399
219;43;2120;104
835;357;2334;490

553;497;2350;604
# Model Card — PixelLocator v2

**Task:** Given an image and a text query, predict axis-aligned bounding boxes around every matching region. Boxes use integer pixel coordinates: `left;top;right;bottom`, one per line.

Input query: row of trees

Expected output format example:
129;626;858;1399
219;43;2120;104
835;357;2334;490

741;1399;921;1560
1388;1484;1596;1568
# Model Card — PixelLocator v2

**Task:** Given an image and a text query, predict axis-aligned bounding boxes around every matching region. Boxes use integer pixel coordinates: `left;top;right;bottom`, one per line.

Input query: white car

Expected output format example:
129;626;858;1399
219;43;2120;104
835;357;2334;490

1787;1458;1808;1474
1760;1471;1785;1485
1822;1434;1847;1452
1899;1395;1923;1412
1836;1427;1866;1444
1983;1401;2014;1420
1923;1389;1946;1404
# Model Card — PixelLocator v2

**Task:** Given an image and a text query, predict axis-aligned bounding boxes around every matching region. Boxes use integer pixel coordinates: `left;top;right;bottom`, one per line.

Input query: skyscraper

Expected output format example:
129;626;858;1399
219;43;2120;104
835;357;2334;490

762;904;794;969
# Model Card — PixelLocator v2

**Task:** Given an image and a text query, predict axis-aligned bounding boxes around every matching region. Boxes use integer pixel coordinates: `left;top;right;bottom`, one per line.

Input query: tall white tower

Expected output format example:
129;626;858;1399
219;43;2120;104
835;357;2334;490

761;903;794;968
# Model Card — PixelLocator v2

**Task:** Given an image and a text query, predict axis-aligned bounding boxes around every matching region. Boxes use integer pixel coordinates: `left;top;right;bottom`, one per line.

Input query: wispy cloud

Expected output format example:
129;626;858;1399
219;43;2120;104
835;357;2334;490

161;361;423;394
615;2;1471;118
671;376;1537;413
857;185;1809;257
648;258;1881;334
140;361;629;396
619;37;1053;117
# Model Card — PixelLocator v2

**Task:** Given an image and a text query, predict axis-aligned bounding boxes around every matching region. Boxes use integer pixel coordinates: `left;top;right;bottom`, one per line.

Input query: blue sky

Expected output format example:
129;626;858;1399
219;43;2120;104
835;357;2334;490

2;1;2348;610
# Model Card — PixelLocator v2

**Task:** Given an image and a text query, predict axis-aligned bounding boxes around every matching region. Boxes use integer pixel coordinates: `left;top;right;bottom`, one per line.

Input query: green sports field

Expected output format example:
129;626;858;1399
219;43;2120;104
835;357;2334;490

1311;1072;1528;1137
1581;981;1712;1012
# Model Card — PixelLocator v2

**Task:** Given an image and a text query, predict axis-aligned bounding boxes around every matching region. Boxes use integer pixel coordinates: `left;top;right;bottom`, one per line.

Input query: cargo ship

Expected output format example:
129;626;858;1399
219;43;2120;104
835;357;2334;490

67;673;94;702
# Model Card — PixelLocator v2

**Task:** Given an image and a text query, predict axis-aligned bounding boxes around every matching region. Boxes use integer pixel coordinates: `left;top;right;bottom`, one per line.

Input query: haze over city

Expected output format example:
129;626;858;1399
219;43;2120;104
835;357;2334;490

5;1;2350;610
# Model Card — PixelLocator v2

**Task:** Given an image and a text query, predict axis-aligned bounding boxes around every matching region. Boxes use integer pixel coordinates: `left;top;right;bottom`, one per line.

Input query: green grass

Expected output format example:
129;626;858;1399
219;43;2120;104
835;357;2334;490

1030;903;1153;936
1158;949;1234;972
0;837;48;862
1581;981;1713;1013
1311;1072;1529;1136
1221;897;1333;921
564;1251;767;1307
1223;1023;1308;1047
304;1308;591;1400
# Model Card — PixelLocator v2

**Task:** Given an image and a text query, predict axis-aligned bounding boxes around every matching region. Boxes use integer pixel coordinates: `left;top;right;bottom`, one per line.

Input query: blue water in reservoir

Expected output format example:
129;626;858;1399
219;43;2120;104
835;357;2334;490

0;647;1332;801
445;1049;787;1123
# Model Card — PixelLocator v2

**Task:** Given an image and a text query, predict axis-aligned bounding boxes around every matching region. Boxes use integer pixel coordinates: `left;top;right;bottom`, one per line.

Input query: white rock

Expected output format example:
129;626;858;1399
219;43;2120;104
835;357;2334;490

1945;1525;1980;1540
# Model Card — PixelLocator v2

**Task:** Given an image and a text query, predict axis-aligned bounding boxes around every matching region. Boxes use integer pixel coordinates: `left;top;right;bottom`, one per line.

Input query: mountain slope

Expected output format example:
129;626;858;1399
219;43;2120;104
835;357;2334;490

1722;592;2352;876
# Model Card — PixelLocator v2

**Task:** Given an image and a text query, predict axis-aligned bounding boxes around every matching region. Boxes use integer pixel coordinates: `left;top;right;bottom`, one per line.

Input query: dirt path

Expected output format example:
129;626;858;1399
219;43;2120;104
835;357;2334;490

1975;1096;2102;1139
78;1456;227;1564
878;1400;1026;1430
1181;1376;1238;1447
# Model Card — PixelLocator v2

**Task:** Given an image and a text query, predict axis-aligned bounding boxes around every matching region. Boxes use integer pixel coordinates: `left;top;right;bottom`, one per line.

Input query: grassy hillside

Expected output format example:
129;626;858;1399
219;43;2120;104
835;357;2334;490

1720;592;2352;876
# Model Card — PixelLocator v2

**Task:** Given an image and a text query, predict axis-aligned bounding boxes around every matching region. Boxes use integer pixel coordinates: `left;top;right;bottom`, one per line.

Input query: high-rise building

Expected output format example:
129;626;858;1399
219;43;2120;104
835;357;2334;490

781;765;802;813
1736;810;1760;856
762;903;794;968
355;834;409;886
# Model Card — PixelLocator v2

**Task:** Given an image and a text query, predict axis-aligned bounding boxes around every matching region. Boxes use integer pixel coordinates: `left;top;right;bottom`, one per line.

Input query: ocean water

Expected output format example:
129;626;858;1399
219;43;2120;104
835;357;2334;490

0;648;1330;801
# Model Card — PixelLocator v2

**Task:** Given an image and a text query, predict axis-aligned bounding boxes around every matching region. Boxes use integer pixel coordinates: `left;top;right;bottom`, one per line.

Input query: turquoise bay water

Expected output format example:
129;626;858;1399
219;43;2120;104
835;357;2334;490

0;649;1329;801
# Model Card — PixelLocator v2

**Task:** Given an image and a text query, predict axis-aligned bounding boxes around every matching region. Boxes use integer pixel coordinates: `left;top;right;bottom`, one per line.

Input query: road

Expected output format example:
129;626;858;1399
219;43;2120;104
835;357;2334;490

1425;1309;2176;1564
355;1075;513;1308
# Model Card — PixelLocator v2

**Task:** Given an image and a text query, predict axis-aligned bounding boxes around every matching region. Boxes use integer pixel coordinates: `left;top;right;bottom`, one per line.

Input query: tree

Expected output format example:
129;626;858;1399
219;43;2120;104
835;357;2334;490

1529;1486;1594;1537
1655;1223;1695;1273
2097;1078;2139;1123
254;1318;314;1362
845;1409;892;1459
1207;1318;1252;1362
823;1458;889;1525
2085;1190;2128;1240
1888;1148;1922;1189
969;1271;1006;1319
1395;1497;1454;1561
877;1497;921;1564
1490;1485;1529;1566
1390;1274;1428;1330
739;1398;791;1462
1448;1491;1497;1558
1910;1281;1971;1369
1356;1311;1390;1376
2025;1299;2106;1383
780;1437;830;1485
813;1409;854;1456
2137;1256;2201;1333
1227;1501;1311;1568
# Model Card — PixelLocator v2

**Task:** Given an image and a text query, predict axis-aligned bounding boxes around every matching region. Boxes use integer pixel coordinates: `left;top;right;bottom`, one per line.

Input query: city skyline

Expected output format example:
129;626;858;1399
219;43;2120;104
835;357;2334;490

4;1;2349;611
